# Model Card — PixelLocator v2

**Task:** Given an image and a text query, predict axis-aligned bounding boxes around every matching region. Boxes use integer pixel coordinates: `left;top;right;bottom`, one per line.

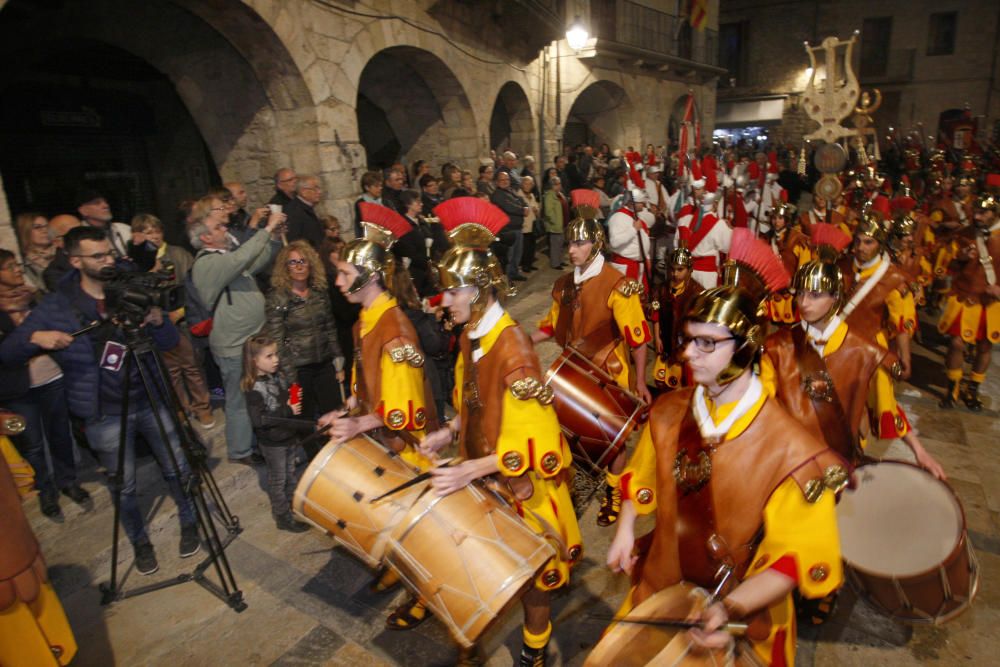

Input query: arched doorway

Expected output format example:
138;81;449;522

489;82;534;156
357;47;478;171
668;94;700;147
0;0;317;226
564;80;638;150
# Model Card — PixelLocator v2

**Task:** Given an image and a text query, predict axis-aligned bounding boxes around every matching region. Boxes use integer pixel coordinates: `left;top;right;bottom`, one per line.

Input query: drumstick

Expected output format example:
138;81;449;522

368;458;459;503
587;614;748;635
295;424;333;451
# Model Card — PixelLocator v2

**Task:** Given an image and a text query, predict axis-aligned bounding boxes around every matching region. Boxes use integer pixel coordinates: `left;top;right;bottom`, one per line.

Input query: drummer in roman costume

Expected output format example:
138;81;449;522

937;192;1000;411
765;202;811;325
676;176;732;289
418;197;582;667
606;188;653;289
761;225;945;479
651;246;703;391
605;229;846;666
318;202;438;629
890;214;933;310
799;190;851;236
533;196;652;527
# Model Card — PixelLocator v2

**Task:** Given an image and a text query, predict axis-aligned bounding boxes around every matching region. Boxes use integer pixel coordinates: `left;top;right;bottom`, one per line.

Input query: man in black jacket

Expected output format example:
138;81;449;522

284;175;325;247
490;171;528;281
270;168;298;207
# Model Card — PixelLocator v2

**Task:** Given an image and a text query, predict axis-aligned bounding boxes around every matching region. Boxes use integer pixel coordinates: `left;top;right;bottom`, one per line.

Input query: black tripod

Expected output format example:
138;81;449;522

98;322;246;612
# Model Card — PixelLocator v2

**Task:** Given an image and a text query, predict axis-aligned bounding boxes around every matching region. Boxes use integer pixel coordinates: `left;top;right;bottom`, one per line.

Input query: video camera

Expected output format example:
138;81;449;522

99;266;185;326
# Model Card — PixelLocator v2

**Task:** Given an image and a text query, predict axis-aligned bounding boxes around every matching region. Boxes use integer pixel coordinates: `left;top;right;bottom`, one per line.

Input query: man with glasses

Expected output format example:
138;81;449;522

190;196;286;465
271;168;299;208
1;227;200;576
285;175;325;247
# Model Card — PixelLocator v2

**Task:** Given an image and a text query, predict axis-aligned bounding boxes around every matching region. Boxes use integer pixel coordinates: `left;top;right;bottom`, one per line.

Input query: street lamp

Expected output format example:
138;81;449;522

566;16;589;51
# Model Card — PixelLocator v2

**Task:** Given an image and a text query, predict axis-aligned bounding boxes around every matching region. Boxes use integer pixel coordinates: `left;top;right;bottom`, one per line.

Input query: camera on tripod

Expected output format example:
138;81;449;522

99;267;185;326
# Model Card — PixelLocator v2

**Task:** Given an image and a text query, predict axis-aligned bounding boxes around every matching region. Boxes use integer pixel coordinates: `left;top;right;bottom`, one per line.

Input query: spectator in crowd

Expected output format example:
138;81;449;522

271;168;298;207
452;170;475;198
42;214;82;291
476;163;496;197
520;155;539;198
224;181;265;245
265;240;344;457
517;175;540;273
0;227;198;575
397;189;436;296
76;189;131;258
410;160;429;188
383;168;406;213
16;212;54;292
319;238;359;401
0;249;85;518
190;195;285;465
285;175;325;247
497;151;522;188
392;269;451;418
554;154;569;188
490;171;527;281
441;164;462;199
321;214;342;243
541;175;567;269
353;171;384;237
418;175;449;258
129;214;215;429
241;334;311;533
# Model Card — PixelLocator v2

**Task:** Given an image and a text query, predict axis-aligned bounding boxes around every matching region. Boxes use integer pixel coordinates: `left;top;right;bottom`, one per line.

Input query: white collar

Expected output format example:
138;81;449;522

801;315;843;355
692;375;763;442
574;254;605;284
468;301;504;340
988;220;1000;233
854;252;884;273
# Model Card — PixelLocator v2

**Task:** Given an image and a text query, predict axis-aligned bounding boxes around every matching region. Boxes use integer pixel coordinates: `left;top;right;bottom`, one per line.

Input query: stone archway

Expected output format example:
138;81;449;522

564;80;639;150
0;0;319;218
357;46;478;171
489;81;535;156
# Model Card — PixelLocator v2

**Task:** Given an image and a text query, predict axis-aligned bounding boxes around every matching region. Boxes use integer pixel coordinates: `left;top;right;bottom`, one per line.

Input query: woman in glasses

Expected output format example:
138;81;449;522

264;240;344;459
601;233;845;666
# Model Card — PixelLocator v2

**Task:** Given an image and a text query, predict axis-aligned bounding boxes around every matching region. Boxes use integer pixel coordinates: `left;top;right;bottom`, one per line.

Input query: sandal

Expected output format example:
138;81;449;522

369;567;401;594
597;485;622;527
386;596;429;630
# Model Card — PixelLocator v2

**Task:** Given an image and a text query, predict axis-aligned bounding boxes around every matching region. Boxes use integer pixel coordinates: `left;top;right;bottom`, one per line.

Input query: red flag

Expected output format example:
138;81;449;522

689;0;708;30
677;94;695;178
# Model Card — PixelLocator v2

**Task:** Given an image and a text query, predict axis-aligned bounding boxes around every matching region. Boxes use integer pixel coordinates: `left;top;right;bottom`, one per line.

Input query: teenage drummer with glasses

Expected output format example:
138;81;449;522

418;197;581;667
603;232;846;666
531;192;652;528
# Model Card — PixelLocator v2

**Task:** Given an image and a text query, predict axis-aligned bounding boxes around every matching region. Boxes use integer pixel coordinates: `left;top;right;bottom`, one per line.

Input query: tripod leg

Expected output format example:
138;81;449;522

101;352;133;605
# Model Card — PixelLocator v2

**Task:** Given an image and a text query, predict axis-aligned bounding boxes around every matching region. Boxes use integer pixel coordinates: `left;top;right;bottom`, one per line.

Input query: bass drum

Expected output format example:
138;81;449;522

836;460;980;624
585;583;763;666
545;346;647;474
292;436;422;567
383;481;555;648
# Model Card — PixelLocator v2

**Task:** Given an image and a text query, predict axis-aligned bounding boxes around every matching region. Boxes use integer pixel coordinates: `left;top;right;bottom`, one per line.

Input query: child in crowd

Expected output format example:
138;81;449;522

241;334;312;532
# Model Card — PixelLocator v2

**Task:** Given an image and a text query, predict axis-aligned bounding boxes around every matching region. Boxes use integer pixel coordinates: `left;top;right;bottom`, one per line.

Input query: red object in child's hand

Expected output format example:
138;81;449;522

289;383;302;407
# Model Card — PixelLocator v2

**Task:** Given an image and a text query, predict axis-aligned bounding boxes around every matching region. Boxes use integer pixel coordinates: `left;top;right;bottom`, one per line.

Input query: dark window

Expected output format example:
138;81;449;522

927;12;957;56
860;17;892;78
719;21;747;84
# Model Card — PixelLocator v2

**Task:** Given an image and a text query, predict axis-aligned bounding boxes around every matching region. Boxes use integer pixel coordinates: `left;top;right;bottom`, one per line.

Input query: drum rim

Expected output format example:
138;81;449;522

840;459;971;581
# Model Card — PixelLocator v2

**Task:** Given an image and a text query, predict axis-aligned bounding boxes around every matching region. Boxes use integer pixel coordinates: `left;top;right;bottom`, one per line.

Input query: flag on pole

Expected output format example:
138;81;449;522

677;93;694;178
690;0;708;30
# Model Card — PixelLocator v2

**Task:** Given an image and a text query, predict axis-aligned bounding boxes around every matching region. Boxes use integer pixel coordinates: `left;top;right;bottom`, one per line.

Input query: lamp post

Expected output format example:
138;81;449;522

540;16;592;171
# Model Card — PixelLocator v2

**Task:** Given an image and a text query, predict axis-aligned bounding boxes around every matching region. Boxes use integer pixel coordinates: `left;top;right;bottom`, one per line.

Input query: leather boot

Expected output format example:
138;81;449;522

939;379;960;408
518;643;547;667
963;381;984;412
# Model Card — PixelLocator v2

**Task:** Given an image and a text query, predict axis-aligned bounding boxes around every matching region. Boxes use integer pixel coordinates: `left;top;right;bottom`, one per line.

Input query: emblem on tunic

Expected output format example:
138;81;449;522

386;409;406;428
802;370;835;402
388;343;425;367
502;451;524;473
510;377;554;405
823;465;850;494
673;449;711;494
413;408;426;429
804;478;825;503
635;488;654;505
617;279;643;297
809;564;830;582
540;452;561;474
541;569;562;587
568;545;583;562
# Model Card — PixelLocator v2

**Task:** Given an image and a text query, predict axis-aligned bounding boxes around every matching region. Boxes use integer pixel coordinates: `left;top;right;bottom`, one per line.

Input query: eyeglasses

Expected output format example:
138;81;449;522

680;335;736;353
286;258;308;267
71;252;115;262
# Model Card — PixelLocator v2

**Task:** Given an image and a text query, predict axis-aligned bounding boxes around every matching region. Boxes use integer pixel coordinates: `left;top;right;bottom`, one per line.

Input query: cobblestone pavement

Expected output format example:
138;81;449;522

27;262;999;666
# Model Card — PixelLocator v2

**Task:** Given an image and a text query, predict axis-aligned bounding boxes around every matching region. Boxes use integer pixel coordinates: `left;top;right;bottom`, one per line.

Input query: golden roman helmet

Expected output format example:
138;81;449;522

685;229;789;385
434;197;515;326
670;245;693;269
854;210;889;246
973;192;999;215
566;189;605;261
892;214;917;239
343;204;412;294
793;259;846;309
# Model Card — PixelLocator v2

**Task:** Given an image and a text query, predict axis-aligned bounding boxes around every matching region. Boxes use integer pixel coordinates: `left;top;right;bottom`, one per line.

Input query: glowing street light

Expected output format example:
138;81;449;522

566;16;589;51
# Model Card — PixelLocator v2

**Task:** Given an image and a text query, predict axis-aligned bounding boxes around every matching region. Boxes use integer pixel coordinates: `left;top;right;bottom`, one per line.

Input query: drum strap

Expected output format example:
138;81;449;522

791;327;859;463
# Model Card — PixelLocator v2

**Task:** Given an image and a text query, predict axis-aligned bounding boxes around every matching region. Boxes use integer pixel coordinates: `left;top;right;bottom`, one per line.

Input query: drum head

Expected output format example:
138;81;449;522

837;461;963;577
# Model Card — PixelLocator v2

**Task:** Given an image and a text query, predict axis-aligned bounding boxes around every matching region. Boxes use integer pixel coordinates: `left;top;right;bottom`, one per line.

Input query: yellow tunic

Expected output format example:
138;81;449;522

455;313;583;590
354;292;431;470
855;257;917;334
620;390;842;666
538;284;650;389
